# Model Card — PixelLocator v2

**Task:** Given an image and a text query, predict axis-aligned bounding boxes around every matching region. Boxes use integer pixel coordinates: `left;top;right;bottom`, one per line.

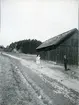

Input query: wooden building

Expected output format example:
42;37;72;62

36;28;79;67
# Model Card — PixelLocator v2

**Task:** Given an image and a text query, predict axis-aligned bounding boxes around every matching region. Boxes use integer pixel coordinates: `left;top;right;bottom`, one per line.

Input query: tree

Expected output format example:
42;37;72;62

7;39;42;54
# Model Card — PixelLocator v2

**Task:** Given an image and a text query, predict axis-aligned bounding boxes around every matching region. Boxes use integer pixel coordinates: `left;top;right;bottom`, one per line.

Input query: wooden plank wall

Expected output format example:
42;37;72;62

39;31;78;66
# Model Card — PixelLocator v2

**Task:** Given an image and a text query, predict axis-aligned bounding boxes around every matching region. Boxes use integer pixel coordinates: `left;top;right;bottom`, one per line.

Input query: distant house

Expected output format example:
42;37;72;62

36;28;79;67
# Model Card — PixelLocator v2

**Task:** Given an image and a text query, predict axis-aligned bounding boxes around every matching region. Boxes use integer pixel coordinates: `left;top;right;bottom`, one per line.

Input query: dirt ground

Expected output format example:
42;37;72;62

1;52;79;105
0;54;48;105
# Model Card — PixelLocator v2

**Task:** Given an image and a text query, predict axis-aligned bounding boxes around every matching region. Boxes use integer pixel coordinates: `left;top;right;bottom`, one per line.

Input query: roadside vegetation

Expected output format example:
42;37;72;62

5;39;42;54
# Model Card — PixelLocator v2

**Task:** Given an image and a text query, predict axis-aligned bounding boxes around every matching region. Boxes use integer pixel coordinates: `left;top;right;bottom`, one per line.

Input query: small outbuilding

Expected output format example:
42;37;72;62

36;28;79;67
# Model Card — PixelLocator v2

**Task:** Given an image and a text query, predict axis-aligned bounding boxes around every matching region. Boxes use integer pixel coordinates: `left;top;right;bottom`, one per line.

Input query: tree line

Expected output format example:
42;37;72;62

6;39;42;54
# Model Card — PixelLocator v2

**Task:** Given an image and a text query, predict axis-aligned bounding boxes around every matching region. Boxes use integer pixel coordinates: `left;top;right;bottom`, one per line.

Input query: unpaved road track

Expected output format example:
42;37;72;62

0;54;48;105
0;53;79;105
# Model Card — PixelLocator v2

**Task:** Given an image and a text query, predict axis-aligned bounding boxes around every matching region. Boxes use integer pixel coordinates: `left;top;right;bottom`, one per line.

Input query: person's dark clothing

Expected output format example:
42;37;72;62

64;58;68;70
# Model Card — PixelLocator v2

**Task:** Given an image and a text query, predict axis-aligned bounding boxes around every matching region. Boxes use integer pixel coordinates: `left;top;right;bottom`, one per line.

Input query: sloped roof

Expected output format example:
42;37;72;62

36;28;78;51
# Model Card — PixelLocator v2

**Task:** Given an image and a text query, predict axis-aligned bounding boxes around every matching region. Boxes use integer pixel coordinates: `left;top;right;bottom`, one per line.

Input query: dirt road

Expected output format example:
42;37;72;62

0;53;79;105
0;54;48;105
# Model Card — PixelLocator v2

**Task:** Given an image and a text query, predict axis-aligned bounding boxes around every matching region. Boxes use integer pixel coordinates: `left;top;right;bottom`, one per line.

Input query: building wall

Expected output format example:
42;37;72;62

78;31;79;66
39;30;78;66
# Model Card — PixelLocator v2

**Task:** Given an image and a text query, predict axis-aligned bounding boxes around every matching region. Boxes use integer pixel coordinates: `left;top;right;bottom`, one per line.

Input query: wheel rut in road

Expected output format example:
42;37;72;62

10;58;77;105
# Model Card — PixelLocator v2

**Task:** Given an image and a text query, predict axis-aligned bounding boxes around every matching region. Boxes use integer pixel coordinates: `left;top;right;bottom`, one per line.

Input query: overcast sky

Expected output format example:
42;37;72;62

0;0;78;47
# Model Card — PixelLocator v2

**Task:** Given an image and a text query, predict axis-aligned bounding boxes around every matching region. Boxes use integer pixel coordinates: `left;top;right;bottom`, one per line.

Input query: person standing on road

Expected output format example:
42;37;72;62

36;55;40;65
64;55;68;71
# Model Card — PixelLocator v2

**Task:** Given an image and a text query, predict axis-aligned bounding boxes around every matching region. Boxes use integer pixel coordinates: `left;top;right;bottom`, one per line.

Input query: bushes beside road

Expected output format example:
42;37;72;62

6;39;42;54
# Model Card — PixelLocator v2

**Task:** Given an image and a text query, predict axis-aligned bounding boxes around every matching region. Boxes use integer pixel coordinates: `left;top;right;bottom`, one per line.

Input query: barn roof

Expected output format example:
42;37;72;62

36;28;78;51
